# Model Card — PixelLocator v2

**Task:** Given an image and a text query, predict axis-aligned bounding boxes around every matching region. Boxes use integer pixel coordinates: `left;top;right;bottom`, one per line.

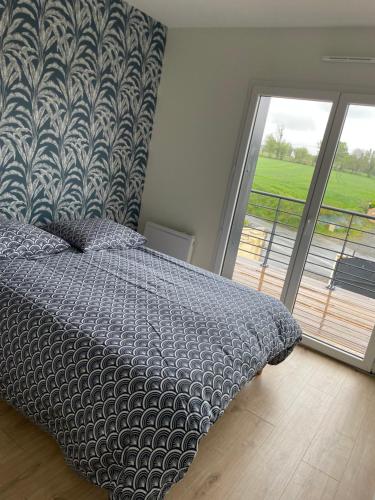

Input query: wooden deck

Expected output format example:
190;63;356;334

233;257;375;358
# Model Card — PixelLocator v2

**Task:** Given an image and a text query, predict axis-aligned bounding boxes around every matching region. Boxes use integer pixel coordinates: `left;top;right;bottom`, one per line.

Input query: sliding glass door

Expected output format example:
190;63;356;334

220;87;375;372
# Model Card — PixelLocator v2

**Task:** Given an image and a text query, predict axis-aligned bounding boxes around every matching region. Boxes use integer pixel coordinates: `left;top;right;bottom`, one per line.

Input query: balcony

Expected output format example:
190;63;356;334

233;190;375;358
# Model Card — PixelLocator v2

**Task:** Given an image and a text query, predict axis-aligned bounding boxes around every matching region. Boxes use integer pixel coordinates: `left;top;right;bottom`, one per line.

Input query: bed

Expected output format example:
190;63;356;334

0;220;301;499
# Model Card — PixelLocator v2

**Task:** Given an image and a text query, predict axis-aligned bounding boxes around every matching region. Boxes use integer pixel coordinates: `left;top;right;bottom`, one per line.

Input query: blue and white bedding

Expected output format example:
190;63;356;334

0;246;301;499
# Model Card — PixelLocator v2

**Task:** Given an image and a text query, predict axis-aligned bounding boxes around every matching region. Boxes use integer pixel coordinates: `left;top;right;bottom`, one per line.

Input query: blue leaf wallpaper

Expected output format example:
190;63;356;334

0;0;167;227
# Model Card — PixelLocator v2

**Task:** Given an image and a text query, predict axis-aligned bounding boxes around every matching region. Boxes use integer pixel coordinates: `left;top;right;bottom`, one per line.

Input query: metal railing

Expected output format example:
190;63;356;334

239;189;375;298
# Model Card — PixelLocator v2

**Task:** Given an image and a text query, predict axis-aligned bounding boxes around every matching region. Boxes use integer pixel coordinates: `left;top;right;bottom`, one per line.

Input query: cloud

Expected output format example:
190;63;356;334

348;105;375;120
261;97;375;153
271;112;316;132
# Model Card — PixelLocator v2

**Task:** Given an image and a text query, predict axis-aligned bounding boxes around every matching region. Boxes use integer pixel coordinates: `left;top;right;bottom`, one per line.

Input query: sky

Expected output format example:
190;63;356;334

261;97;375;155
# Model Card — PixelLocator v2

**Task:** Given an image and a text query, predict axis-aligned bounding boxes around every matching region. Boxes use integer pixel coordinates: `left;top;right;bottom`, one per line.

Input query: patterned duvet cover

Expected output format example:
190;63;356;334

0;247;301;499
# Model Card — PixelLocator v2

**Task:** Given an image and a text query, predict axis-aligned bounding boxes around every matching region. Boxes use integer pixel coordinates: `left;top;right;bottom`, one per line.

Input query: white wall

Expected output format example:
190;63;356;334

139;28;375;270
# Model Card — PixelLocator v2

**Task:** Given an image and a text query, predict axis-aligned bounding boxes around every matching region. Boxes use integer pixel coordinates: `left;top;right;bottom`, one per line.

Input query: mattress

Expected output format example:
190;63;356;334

0;247;302;499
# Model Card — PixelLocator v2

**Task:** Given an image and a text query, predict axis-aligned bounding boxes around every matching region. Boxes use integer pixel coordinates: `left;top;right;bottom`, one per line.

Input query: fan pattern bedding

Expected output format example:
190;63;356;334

0;218;70;258
0;247;301;499
45;218;147;252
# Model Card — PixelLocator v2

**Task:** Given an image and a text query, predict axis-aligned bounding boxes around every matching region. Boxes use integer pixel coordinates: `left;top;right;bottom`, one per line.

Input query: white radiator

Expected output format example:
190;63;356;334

144;222;195;263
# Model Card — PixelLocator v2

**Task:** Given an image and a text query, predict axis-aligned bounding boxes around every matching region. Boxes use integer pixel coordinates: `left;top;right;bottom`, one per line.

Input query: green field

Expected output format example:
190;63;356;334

248;157;375;235
253;157;375;212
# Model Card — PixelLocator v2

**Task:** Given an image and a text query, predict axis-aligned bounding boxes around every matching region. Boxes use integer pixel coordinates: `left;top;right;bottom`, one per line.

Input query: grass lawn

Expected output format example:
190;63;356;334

248;157;375;236
253;157;375;213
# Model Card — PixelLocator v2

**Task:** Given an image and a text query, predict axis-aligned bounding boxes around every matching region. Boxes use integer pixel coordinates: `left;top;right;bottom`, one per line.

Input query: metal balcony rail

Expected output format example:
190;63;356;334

240;189;375;299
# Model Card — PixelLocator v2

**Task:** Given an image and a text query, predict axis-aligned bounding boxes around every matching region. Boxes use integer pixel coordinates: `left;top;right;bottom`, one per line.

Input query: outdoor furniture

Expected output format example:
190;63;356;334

331;256;375;299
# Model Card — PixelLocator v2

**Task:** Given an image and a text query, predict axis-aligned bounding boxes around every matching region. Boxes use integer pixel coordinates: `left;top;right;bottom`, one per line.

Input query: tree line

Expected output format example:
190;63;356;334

261;126;375;177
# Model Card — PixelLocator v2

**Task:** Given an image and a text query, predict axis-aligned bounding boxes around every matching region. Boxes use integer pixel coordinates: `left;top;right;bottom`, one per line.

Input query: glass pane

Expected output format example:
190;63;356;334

294;104;375;359
232;97;332;300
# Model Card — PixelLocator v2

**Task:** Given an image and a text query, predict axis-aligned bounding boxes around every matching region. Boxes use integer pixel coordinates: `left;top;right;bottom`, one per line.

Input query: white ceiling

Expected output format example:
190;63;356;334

129;0;375;28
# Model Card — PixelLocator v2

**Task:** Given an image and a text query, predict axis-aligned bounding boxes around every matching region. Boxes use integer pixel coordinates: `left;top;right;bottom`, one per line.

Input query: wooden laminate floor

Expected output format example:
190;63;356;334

233;258;375;358
0;346;374;500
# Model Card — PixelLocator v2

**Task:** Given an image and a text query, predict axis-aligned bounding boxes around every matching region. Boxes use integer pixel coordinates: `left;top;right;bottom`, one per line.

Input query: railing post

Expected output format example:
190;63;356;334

262;197;281;268
328;213;353;290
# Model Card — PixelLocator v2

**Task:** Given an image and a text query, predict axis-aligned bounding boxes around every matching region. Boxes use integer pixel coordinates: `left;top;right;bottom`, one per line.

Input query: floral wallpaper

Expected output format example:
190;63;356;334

0;0;167;227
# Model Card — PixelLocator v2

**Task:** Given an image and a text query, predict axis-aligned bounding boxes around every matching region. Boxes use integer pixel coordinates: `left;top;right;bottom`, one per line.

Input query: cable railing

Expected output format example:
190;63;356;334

239;189;375;299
